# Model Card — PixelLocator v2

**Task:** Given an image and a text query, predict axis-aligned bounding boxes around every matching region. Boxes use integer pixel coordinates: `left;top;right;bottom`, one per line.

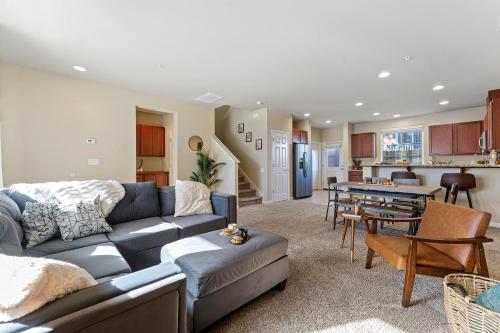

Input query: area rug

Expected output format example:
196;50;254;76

208;200;500;333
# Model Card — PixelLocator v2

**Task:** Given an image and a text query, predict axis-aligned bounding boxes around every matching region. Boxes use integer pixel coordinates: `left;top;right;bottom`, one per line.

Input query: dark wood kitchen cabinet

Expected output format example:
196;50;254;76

452;121;482;155
351;132;375;158
292;128;308;143
429;124;453;155
136;124;165;157
429;121;482;155
136;171;169;187
485;91;500;151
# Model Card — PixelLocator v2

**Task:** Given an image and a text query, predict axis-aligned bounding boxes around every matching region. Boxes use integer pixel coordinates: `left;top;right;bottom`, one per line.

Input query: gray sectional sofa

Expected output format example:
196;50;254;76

0;182;237;333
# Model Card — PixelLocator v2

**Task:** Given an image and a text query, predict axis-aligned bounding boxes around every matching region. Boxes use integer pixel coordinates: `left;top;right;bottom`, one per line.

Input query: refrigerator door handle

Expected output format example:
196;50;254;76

302;152;308;178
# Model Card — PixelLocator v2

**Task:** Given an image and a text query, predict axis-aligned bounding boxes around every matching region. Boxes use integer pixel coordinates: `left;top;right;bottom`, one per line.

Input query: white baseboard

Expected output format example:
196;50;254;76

490;222;500;229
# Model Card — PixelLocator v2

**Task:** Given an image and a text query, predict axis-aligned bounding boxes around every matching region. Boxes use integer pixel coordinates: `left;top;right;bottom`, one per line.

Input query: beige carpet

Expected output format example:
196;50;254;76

208;200;500;333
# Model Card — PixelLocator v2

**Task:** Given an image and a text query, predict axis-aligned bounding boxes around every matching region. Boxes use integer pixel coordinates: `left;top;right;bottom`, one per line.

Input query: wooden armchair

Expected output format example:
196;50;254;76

364;200;493;307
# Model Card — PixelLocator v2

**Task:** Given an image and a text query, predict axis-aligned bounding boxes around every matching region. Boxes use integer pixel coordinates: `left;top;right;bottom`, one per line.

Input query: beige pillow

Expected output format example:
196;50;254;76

174;180;213;217
0;254;97;322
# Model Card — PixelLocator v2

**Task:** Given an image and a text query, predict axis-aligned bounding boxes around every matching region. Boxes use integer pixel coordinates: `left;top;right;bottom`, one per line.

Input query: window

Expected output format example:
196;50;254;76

381;127;423;164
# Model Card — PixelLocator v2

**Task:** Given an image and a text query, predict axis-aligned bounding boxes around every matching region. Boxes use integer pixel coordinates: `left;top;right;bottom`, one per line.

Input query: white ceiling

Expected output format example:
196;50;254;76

1;0;500;127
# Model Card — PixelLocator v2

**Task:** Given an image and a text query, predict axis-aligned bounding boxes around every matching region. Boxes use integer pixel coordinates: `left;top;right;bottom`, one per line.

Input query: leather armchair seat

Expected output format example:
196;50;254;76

366;234;463;271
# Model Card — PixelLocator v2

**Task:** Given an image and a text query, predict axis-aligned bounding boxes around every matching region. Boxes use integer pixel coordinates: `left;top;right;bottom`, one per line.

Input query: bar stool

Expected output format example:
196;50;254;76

440;173;476;208
390;171;416;181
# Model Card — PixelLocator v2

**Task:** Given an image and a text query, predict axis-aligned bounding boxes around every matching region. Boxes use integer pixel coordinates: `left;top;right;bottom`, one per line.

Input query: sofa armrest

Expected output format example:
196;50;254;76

211;192;237;224
0;263;186;333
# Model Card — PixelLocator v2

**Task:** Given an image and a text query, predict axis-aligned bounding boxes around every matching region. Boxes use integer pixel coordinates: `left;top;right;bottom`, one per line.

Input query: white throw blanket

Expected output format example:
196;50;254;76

0;254;97;322
10;180;125;217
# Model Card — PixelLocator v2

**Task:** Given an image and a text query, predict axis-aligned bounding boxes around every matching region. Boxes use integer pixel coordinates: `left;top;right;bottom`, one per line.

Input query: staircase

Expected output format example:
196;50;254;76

238;173;263;207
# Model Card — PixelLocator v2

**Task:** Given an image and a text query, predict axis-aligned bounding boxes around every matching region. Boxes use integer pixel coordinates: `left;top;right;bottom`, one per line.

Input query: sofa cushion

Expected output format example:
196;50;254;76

22;233;109;257
106;182;160;225
161;214;226;238
2;189;37;213
160;227;288;298
106;217;179;254
0;193;23;255
158;186;176;216
46;242;131;280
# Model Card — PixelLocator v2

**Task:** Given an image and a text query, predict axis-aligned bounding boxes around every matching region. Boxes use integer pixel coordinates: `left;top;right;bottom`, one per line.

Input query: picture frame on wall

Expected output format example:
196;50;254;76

238;123;244;133
246;132;252;142
256;139;262;150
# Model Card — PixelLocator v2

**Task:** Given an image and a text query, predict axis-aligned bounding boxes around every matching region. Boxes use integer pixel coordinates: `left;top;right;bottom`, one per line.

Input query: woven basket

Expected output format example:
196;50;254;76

444;274;500;333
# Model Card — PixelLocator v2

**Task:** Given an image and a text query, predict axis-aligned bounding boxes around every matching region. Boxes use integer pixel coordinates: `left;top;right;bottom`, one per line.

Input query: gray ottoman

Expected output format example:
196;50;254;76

161;227;289;332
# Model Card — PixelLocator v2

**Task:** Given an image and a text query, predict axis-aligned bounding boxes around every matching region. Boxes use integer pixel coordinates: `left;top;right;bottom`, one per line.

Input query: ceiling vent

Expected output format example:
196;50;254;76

195;93;223;104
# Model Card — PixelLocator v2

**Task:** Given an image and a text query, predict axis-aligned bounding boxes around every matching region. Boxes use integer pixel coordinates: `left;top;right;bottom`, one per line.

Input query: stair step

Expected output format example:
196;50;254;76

238;196;263;207
238;175;245;182
238;182;250;190
238;188;256;197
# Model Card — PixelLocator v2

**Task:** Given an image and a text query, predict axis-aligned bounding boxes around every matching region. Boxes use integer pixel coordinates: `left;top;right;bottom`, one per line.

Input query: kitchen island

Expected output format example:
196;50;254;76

361;164;500;227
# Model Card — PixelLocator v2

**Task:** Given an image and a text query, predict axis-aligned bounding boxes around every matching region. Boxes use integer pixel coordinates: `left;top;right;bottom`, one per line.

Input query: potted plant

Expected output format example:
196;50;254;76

190;149;226;188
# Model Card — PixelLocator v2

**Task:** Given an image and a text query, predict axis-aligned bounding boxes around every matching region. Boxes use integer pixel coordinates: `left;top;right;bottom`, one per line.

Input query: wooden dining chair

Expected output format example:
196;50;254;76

364;201;493;307
325;177;353;228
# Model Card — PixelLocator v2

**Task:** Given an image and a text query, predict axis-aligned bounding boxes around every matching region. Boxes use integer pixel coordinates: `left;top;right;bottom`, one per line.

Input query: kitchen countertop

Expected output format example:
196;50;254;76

362;164;500;168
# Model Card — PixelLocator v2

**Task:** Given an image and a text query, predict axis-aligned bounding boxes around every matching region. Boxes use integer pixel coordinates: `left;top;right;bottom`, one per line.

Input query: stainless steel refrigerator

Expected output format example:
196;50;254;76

293;143;313;199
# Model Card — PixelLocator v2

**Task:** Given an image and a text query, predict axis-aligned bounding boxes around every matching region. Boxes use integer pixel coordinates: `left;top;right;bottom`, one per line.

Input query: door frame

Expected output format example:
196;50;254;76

135;105;176;185
311;141;322;190
271;130;290;202
321;141;343;189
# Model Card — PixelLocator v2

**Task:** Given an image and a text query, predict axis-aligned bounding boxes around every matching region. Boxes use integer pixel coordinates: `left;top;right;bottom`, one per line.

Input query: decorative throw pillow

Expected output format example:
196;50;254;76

21;201;60;248
55;196;112;241
0;254;97;322
174;180;213;217
475;283;500;312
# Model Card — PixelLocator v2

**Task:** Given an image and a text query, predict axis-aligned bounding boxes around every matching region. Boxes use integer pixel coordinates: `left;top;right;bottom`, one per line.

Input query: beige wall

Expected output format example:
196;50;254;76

311;127;322;142
0;62;214;186
219;107;269;199
320;125;343;142
353;106;485;164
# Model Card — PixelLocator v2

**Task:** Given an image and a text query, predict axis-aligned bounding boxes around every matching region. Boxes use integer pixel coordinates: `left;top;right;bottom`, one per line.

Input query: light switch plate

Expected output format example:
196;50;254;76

88;158;99;166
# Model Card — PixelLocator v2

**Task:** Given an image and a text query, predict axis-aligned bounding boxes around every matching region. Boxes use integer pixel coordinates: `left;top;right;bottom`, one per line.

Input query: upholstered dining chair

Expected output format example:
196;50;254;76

364;201;492;307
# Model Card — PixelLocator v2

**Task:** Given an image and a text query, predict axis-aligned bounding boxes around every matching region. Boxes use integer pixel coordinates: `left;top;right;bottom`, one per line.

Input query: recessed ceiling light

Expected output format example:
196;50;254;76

373;112;381;116
256;101;264;105
355;102;364;107
439;100;449;105
393;114;401;118
378;71;391;78
403;55;413;61
304;113;311;117
325;120;332;124
72;65;87;72
432;84;445;91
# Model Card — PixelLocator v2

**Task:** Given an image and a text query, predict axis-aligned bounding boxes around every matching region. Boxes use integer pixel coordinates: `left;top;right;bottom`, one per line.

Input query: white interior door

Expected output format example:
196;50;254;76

322;144;343;188
311;143;321;190
272;131;289;201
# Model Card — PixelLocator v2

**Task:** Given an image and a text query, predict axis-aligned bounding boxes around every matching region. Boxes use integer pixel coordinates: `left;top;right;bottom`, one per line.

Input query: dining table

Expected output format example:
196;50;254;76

333;181;442;234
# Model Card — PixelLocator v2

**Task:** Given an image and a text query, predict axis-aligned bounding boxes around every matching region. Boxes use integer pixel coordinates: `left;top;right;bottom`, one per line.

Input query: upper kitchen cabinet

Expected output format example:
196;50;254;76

429;121;482;156
136;124;165;157
292;128;308;144
453;121;482;155
429;124;453;155
485;90;500;151
351;132;375;158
